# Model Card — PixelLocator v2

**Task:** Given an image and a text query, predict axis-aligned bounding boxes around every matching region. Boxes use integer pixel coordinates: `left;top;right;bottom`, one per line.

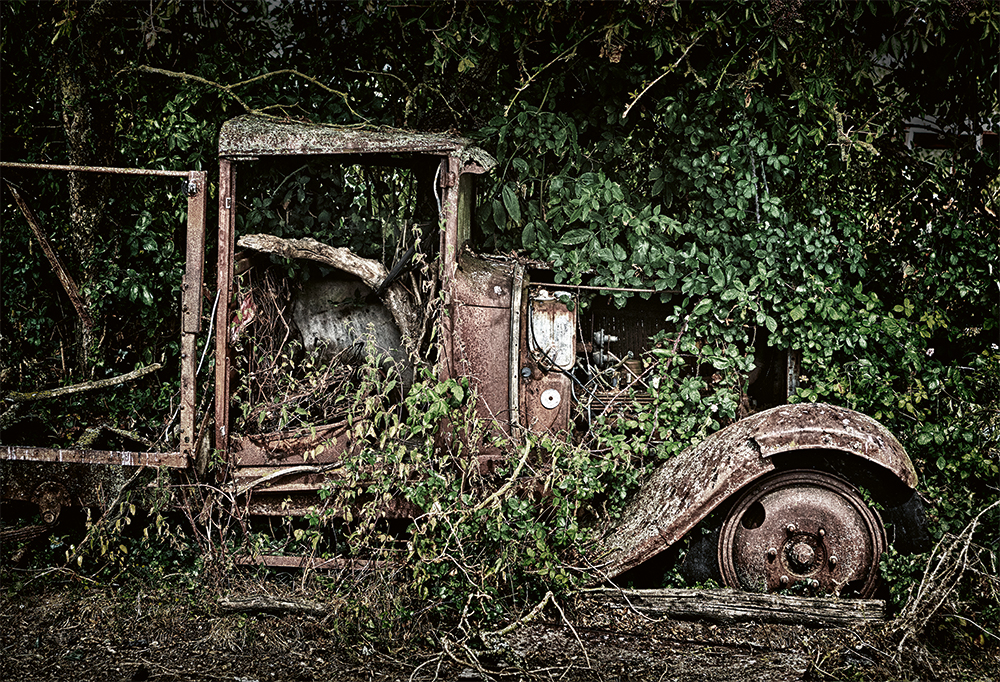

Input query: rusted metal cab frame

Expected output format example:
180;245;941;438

214;116;504;511
0;162;207;524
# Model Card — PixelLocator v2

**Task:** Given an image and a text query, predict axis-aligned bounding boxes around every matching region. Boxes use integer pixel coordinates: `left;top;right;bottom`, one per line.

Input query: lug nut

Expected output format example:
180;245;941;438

829;555;838;567
819;528;826;537
780;575;789;586
767;547;778;559
786;523;797;533
810;579;820;588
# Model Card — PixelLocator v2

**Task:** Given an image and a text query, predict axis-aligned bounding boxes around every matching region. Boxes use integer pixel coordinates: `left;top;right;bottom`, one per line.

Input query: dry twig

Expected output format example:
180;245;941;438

894;499;1000;650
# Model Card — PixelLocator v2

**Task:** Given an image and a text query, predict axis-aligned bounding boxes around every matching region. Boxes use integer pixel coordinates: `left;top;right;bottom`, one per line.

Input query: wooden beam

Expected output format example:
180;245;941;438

578;588;886;627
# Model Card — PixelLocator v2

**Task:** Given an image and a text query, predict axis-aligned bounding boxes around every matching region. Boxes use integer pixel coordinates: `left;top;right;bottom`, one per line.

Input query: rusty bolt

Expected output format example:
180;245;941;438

791;542;815;566
809;579;820;588
786;523;797;533
780;575;789;586
819;528;826;537
829;555;838;567
42;512;55;524
768;547;778;559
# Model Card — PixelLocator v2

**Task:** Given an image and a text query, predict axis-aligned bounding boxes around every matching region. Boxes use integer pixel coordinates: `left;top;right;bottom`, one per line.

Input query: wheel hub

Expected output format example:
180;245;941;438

718;470;885;597
788;539;817;571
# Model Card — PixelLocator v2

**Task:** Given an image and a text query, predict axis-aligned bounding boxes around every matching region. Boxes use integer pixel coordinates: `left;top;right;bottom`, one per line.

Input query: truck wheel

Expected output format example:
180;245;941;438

717;469;885;598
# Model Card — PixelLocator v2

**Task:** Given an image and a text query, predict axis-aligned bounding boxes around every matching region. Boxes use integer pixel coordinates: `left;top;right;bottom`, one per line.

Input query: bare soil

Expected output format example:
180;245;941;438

2;576;996;682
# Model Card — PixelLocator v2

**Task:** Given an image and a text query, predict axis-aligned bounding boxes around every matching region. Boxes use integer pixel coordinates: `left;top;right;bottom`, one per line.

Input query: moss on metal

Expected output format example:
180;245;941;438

218;115;496;170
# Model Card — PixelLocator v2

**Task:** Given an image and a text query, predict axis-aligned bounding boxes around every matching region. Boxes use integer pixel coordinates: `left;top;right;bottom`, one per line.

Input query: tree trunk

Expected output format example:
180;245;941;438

54;0;118;372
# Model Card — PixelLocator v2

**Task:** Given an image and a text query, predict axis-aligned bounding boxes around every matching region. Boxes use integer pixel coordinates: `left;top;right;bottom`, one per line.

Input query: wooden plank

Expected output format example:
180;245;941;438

577;588;886;627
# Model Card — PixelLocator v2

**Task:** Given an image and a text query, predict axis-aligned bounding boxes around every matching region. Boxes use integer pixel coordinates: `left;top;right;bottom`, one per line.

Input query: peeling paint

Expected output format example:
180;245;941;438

2;446;187;468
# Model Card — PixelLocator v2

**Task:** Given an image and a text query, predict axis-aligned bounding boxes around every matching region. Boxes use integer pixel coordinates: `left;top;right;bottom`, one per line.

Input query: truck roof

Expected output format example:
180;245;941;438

218;115;495;169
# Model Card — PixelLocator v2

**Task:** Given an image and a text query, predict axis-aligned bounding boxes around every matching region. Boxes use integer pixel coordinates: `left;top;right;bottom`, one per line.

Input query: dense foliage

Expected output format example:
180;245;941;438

2;0;997;645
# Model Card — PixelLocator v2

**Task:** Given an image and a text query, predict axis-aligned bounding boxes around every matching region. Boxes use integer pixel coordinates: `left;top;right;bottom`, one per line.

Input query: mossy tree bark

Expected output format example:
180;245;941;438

53;0;119;373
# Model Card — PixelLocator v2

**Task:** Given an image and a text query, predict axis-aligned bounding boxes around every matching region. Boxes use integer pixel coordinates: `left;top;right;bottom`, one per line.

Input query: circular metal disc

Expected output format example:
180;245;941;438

540;388;562;409
718;470;885;597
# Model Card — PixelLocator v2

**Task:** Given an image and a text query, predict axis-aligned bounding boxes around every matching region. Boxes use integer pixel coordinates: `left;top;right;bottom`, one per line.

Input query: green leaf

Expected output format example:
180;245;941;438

692;298;713;316
559;229;592;246
492;199;506;231
502;184;521;224
522;223;536;249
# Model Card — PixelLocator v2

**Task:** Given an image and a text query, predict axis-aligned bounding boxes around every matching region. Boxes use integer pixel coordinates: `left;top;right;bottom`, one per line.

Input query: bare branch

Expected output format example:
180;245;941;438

128;65;366;122
622;33;702;119
4;363;163;402
505;29;600;118
5;181;95;337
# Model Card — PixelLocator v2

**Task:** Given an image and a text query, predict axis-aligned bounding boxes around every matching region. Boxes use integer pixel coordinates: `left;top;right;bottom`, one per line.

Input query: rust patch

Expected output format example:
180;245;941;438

592;403;917;579
751;403;917;487
452;251;514;308
230;422;352;466
1;446;187;468
452;303;513;443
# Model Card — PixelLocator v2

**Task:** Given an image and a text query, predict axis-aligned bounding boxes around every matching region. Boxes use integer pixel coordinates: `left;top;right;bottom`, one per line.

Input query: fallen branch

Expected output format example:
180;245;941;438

471;441;531;513
4;363;162;402
218;595;327;616
5;181;95;341
0;522;55;546
75;424;156;449
894;499;1000;650
234;463;341;497
75;426;102;449
237;234;421;358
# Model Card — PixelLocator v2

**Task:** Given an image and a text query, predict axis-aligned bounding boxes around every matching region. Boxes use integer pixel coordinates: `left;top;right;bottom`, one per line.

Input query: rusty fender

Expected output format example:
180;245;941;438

592;403;917;579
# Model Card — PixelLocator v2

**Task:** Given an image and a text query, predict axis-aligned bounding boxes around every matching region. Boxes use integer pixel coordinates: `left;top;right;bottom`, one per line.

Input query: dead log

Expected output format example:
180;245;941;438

218;595;328;616
3;363;162;402
577;588;886;627
237;234;421;358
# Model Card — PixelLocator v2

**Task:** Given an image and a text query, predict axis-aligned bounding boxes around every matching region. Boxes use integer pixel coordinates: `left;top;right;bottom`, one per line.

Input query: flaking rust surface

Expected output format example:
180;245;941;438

593;403;916;579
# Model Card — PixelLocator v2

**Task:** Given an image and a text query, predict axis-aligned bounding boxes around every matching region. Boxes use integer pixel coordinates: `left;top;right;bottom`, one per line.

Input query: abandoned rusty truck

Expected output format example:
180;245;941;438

1;116;927;597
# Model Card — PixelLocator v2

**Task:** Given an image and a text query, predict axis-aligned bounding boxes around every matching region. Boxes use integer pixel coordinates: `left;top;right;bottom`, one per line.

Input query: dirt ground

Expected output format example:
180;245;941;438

2;575;996;682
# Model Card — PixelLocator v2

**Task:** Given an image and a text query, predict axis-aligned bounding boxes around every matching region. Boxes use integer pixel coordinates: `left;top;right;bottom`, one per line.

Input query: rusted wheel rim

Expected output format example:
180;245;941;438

718;470;885;597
